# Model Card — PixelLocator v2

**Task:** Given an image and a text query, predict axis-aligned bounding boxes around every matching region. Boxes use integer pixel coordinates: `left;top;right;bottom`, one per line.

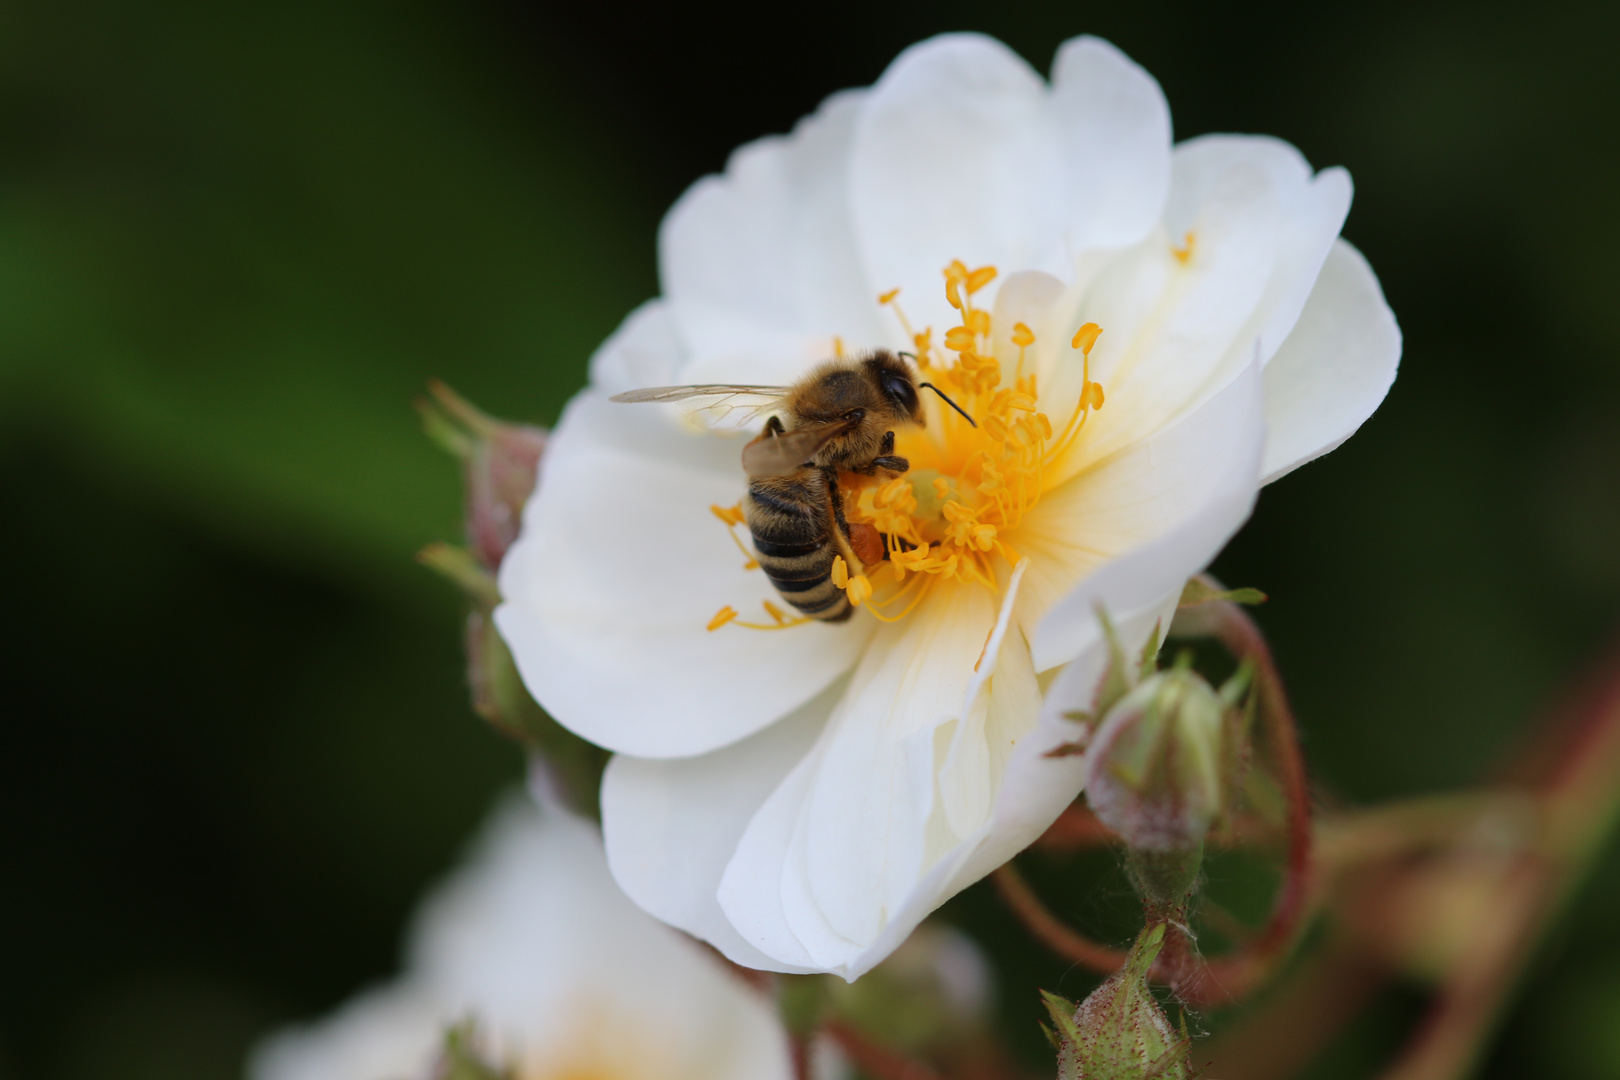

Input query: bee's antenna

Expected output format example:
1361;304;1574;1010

918;382;977;428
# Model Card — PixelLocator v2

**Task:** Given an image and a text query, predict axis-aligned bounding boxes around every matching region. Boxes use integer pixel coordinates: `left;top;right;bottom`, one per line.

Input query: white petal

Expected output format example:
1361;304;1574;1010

1032;356;1267;670
660;90;887;380
719;583;1000;970
253;800;794;1080
849;34;1058;337
1260;238;1401;483
496;388;871;758
938;560;1031;839
587;298;683;397
600;681;841;975
1167;135;1352;367
1049;161;1283;477
1047;35;1172;252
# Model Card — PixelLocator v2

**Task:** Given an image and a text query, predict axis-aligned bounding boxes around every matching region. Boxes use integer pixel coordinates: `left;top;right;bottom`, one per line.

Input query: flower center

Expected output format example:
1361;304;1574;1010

836;263;1104;622
707;261;1105;631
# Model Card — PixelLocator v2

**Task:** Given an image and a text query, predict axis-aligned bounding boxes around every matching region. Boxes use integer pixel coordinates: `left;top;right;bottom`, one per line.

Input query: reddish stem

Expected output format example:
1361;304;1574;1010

993;861;1130;973
994;599;1316;1008
824;1019;944;1080
1182;600;1315;1006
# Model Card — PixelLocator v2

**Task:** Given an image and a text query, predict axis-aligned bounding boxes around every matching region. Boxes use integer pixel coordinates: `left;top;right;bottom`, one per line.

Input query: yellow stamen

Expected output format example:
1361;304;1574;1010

878;287;900;305
1011;322;1035;347
707;606;738;632
1172;230;1196;264
1071;322;1103;355
711;503;745;526
965;265;997;294
830;555;849;589
965;308;990;336
944;326;978;353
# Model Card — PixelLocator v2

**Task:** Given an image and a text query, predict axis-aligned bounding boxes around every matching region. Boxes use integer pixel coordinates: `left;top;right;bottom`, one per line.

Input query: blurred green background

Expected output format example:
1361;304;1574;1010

2;1;1618;1077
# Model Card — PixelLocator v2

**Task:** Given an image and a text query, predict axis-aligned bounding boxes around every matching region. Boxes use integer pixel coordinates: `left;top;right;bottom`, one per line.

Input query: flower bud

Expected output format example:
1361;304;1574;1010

418;379;547;571
1085;666;1225;853
1044;923;1191;1080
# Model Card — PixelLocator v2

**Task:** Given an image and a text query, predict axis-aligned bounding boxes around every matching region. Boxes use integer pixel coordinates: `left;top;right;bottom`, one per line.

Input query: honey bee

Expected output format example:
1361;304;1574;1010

611;350;974;623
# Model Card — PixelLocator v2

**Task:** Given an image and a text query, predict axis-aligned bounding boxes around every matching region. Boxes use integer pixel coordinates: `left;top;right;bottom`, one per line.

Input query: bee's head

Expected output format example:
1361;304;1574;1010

863;351;924;426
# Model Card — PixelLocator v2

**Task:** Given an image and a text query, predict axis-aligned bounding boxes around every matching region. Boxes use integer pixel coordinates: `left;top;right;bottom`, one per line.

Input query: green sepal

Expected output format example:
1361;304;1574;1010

1178;578;1267;608
1093;606;1134;719
418;542;501;609
436;1020;514;1080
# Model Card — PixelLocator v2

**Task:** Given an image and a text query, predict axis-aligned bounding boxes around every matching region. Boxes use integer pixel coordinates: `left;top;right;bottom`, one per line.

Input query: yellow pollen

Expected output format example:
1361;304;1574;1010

1071;322;1103;355
707;606;738;631
878;287;900;305
830;555;849;589
1172;230;1196;265
1011;322;1035;347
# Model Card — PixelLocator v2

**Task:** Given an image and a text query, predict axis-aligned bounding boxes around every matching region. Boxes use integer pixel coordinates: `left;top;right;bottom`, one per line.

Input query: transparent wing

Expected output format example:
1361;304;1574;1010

609;384;789;429
741;420;856;477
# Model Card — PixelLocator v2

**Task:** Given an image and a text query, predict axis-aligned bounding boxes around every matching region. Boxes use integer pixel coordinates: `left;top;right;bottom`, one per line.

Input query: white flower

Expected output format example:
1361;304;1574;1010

495;33;1399;979
247;797;800;1080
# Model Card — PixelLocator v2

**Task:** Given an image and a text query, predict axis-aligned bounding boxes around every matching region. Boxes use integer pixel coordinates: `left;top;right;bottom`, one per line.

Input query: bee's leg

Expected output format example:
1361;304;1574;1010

860;430;910;475
763;414;786;437
824;468;853;539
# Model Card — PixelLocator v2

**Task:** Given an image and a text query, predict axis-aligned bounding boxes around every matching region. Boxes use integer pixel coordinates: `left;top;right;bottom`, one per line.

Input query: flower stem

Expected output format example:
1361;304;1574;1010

1177;598;1315;1007
992;862;1129;974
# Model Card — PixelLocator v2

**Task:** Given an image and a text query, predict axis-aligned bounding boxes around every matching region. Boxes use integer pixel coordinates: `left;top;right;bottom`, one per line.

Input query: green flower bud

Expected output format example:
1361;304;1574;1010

1044;923;1192;1080
1084;665;1225;858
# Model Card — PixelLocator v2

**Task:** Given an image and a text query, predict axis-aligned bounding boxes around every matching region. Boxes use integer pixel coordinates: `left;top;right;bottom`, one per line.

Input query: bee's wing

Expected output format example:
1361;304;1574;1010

609;384;790;429
741;419;856;477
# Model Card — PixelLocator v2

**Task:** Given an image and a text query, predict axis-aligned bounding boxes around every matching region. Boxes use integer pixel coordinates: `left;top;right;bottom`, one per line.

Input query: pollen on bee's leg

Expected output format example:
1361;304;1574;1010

848;522;885;568
707;606;738;632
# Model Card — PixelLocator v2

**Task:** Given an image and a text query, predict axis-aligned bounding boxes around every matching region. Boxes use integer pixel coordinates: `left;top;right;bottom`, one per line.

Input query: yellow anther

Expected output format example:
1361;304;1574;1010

945;258;969;280
1172;231;1196;265
1071;322;1103;355
880;476;910;504
983;414;1009;441
965;308;991;336
1082;381;1106;410
913;329;933;355
833;335;847;358
971;523;997;551
831;555;850;589
932;476;951;499
846;574;874;607
1011;322;1036;347
965;265;997;294
1008;392;1037;412
707;606;738;632
1036;413;1053;439
944;326;978;353
878;287;901;305
763;600;788;624
945;276;964;311
711;503;746;526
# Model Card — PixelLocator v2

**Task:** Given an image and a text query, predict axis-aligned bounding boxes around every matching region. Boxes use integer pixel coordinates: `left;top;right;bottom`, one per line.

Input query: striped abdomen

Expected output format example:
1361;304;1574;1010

743;469;852;623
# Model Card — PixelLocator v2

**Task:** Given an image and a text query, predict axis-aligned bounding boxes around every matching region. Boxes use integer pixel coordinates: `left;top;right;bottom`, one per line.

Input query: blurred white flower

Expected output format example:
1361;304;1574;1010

248;797;802;1080
495;33;1399;979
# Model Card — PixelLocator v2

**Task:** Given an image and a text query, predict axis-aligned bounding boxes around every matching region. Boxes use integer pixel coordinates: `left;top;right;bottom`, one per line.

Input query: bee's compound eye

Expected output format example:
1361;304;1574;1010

883;372;919;416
